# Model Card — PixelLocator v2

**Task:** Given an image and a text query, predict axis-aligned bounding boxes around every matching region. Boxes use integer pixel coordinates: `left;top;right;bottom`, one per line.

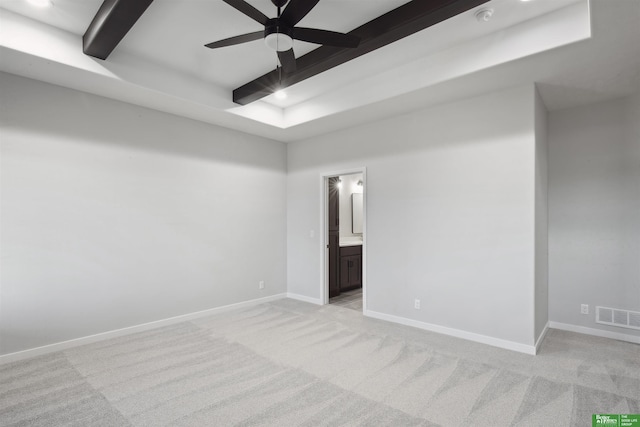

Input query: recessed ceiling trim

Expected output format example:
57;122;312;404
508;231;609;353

83;0;155;60
232;0;489;105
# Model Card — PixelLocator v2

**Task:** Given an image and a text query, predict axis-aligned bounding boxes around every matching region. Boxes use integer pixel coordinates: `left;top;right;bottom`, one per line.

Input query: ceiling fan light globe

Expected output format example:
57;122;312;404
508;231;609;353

264;33;293;51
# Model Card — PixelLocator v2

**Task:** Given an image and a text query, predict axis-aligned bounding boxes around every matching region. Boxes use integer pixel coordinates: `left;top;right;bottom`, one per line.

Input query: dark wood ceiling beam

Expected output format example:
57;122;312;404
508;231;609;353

83;0;154;60
233;0;489;105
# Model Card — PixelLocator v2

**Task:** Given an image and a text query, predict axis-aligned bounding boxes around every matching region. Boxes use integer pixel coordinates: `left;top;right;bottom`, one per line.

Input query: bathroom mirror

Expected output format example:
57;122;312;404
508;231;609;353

352;193;363;234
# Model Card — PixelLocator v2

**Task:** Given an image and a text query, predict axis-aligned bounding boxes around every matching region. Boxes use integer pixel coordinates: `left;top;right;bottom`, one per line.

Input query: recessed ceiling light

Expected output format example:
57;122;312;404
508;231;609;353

274;90;287;100
26;0;52;8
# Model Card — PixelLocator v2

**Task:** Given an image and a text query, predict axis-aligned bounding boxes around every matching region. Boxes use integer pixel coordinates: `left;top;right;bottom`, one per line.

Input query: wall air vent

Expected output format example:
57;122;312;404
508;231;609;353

596;306;640;331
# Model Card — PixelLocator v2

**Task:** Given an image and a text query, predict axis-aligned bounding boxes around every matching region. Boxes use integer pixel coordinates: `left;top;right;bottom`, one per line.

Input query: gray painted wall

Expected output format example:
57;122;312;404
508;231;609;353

534;88;549;341
288;86;539;347
4;68;634;356
548;93;640;339
0;73;288;355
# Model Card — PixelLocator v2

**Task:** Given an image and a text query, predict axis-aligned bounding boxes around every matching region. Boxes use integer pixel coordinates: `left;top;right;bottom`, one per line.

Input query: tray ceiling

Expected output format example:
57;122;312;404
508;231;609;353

1;0;639;142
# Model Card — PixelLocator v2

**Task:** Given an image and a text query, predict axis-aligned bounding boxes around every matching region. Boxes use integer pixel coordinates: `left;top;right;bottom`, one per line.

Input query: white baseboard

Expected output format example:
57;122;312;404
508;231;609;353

548;321;640;344
535;322;550;354
286;293;322;305
0;293;287;365
364;309;537;355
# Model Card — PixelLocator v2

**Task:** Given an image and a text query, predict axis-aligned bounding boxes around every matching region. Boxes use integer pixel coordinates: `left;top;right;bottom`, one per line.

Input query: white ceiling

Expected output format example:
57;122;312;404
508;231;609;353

1;0;639;142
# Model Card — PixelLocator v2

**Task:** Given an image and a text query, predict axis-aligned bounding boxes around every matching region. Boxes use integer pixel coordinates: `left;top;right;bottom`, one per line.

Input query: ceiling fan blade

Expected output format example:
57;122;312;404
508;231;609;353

280;0;320;26
278;49;297;73
293;28;360;48
222;0;269;25
205;31;264;49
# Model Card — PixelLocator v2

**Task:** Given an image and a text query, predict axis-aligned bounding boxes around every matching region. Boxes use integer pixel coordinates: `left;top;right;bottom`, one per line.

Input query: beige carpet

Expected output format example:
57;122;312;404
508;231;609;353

1;298;638;426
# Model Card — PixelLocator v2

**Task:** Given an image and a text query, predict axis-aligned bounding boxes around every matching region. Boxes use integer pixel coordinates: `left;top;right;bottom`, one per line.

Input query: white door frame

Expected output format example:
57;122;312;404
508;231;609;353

319;167;367;311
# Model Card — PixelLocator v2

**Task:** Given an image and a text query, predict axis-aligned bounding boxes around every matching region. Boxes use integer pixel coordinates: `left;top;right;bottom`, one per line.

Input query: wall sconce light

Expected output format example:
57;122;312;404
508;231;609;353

336;179;342;190
357;180;363;187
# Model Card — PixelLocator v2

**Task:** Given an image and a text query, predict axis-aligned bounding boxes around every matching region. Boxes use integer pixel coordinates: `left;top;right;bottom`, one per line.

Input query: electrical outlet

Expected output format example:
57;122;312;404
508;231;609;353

259;281;265;290
581;304;589;315
414;299;421;310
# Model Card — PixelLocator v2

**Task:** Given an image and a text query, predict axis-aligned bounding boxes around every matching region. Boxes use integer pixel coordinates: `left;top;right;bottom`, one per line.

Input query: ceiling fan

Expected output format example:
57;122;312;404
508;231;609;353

205;0;361;73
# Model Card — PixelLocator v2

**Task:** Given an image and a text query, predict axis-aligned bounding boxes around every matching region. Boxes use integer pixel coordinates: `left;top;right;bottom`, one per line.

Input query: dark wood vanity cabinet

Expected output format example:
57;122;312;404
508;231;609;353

339;245;362;291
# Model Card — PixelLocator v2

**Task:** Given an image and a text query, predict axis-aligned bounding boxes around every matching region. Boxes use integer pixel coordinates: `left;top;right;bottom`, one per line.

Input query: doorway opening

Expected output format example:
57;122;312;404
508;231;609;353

321;170;366;313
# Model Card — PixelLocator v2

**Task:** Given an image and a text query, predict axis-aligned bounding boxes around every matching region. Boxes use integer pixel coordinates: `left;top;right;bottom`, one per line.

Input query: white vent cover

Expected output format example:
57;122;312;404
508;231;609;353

596;306;640;331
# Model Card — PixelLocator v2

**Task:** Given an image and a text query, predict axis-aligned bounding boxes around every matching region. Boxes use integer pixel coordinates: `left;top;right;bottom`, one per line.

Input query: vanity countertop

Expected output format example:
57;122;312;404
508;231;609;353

339;237;363;247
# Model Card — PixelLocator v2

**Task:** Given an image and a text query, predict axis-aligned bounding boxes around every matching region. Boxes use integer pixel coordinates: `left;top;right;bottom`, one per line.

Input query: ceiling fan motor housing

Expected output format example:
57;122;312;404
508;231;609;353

264;18;294;51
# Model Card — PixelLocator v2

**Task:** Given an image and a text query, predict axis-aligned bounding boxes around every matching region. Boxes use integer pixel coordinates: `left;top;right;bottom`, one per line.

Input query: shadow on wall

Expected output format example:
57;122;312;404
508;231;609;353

0;72;285;171
288;86;534;173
